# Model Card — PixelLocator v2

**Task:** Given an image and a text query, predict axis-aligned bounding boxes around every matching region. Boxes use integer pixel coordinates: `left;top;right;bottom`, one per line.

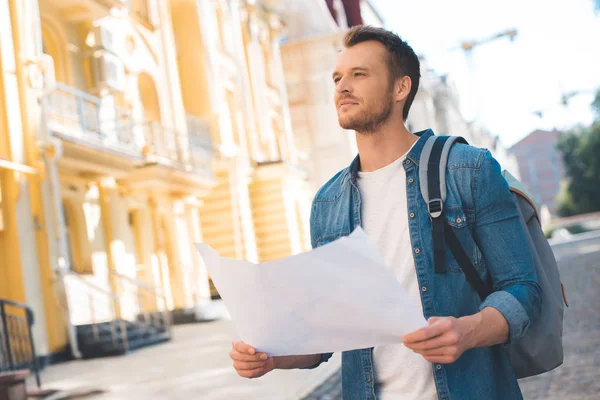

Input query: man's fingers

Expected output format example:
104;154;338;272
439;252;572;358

403;319;452;344
230;349;268;362
404;331;460;351
419;347;460;358
237;366;268;379
232;341;257;355
233;359;269;371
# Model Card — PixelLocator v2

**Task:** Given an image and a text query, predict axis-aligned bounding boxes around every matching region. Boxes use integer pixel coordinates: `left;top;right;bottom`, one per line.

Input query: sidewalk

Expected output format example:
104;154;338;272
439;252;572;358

32;321;341;400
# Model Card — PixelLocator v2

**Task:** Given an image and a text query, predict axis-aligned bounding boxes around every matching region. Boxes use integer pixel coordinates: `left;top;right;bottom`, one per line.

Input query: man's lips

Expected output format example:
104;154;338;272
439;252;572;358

339;99;359;107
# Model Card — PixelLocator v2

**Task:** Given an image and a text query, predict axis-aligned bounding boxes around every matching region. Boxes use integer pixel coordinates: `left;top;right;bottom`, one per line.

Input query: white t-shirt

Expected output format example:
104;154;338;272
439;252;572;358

358;153;437;400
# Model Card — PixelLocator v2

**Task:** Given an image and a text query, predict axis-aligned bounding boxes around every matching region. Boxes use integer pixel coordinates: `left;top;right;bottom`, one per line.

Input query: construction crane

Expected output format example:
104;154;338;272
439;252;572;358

460;28;518;53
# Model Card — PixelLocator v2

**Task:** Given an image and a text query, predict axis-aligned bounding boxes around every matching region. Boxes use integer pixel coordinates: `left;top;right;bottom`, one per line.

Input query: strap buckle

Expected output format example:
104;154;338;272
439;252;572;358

428;199;443;218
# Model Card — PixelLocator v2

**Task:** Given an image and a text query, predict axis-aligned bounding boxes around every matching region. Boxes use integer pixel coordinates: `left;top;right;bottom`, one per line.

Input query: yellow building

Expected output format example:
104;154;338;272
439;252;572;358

0;0;314;364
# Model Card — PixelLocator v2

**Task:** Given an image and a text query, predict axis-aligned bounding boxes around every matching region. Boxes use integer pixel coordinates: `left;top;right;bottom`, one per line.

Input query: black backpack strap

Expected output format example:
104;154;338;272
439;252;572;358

419;135;468;274
428;137;449;274
444;222;492;300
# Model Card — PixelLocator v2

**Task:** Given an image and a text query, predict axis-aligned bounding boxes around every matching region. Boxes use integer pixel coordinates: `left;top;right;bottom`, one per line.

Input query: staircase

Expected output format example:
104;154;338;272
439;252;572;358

76;318;170;359
66;270;172;359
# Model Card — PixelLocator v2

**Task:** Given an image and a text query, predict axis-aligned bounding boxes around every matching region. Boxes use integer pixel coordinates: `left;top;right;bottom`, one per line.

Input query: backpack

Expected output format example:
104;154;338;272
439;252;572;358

418;135;567;379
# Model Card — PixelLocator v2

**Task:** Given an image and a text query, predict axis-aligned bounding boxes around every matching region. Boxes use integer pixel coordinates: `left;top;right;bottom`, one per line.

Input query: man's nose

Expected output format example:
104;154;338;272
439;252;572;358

336;76;352;94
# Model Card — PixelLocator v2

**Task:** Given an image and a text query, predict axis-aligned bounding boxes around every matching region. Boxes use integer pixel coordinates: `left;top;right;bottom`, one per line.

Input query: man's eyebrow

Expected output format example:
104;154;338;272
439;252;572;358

332;67;370;79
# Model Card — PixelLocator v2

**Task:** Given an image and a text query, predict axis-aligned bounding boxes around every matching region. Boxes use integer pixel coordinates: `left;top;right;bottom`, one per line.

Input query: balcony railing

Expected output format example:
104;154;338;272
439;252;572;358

44;84;214;175
46;83;140;157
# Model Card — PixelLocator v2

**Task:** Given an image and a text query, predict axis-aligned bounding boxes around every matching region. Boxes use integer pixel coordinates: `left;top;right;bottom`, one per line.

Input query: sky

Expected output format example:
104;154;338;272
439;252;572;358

371;0;600;147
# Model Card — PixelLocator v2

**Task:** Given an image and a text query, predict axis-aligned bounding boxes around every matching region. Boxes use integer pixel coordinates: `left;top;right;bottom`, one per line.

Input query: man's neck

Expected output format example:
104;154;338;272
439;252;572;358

355;121;418;173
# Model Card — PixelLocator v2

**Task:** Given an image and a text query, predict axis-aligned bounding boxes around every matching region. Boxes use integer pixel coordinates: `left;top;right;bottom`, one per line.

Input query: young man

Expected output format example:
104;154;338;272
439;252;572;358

229;26;541;399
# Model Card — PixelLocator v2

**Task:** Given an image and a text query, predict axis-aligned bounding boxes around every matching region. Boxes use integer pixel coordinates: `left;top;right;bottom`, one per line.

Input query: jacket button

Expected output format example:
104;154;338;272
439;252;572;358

456;217;462;223
410;212;415;218
436;364;442;370
421;286;427;292
366;374;372;382
408;177;414;183
414;248;420;254
404;159;411;165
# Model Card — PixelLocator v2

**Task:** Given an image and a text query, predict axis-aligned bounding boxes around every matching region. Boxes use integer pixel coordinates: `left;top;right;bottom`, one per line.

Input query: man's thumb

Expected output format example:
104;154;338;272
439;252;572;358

427;316;441;325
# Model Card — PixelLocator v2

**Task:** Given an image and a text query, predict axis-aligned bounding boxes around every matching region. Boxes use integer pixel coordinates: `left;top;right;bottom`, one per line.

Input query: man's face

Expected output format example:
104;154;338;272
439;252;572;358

332;41;395;133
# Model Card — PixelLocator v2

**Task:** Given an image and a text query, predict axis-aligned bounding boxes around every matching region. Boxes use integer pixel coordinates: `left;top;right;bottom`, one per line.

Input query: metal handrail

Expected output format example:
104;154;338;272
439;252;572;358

108;269;163;297
65;270;129;353
65;270;119;301
108;268;172;335
65;267;172;356
0;299;41;388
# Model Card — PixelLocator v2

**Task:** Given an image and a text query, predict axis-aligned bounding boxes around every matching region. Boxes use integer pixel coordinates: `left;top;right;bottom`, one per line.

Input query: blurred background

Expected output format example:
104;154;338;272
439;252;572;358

0;0;598;399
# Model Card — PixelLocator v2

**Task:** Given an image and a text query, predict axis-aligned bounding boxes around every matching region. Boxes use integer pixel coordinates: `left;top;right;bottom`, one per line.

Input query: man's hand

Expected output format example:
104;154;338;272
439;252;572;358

230;341;275;379
403;308;510;364
230;342;324;378
402;316;476;364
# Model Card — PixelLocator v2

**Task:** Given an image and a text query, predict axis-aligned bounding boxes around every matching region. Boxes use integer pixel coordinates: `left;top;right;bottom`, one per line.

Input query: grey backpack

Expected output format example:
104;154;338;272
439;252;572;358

419;135;568;379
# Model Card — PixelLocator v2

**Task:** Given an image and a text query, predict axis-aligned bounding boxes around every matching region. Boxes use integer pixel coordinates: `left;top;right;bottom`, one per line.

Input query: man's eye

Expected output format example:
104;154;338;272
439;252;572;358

354;72;365;77
333;78;341;84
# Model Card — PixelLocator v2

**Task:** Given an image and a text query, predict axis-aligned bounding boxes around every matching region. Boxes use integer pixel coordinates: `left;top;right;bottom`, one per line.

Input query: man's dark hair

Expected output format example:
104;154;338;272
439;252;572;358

344;25;420;121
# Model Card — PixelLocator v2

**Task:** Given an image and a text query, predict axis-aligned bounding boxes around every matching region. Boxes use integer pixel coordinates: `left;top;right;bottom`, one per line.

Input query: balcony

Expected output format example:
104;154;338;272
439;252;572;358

45;84;214;179
48;0;127;22
142;119;213;173
46;83;142;159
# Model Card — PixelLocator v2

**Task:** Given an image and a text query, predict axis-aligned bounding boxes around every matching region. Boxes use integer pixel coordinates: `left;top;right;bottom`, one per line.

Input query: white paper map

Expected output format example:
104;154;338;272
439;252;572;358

194;227;427;356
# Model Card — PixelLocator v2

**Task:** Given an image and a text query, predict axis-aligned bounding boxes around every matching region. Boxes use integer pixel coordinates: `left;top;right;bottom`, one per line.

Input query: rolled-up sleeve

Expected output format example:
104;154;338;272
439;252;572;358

472;150;542;341
300;352;333;370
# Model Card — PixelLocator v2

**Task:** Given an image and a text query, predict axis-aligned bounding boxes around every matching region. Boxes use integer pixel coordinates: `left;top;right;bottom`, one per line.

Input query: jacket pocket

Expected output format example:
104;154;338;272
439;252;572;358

443;207;483;274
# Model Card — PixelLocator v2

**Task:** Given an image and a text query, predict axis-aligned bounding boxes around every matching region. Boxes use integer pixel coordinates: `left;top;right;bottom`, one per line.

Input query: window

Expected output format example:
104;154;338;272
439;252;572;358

63;200;93;274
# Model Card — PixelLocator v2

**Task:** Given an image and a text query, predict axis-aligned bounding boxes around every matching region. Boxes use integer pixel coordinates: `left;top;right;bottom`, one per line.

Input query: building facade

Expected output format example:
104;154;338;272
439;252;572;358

509;130;565;215
0;0;315;364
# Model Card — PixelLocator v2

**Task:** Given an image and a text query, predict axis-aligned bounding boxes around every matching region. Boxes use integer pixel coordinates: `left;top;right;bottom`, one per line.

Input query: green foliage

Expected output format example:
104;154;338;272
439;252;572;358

592;90;600;119
556;96;600;216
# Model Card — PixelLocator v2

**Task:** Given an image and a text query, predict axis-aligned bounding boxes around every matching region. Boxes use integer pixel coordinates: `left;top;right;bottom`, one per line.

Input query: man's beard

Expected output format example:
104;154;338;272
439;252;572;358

338;93;394;133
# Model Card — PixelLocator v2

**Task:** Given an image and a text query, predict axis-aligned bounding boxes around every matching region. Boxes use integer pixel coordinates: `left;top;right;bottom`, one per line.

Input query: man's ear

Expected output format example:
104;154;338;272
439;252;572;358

395;76;411;103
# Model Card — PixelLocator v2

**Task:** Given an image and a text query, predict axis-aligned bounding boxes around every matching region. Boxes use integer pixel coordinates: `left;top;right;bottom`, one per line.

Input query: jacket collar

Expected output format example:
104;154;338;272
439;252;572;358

342;129;435;186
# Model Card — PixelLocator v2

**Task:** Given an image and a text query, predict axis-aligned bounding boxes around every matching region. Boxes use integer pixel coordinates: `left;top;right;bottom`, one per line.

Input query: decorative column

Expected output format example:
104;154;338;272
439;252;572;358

196;0;237;156
267;12;298;165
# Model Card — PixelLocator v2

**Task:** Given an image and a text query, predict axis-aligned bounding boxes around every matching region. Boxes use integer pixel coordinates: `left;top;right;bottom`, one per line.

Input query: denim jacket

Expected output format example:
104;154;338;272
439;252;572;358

308;130;542;400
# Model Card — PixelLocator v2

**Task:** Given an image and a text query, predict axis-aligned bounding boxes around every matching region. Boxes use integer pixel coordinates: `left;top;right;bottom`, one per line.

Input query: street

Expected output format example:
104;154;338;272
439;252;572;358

33;321;341;399
305;232;600;400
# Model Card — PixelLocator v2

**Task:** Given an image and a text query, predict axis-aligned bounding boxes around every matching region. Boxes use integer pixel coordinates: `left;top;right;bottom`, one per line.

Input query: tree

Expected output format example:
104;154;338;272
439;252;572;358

556;94;600;216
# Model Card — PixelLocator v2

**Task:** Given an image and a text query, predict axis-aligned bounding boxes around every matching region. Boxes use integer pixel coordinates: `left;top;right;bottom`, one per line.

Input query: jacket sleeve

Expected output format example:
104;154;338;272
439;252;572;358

472;150;542;341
